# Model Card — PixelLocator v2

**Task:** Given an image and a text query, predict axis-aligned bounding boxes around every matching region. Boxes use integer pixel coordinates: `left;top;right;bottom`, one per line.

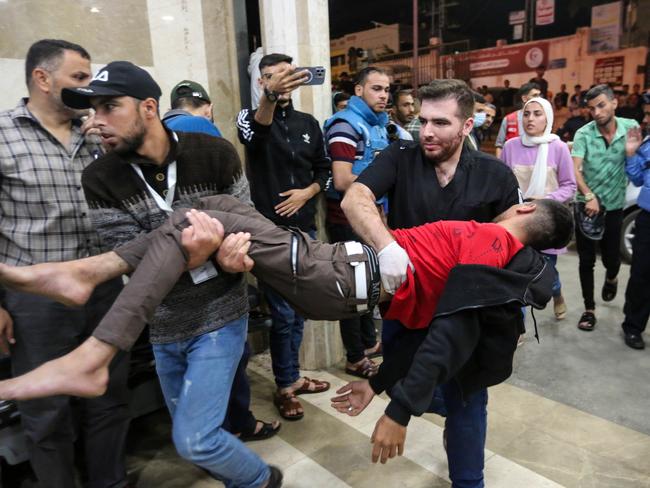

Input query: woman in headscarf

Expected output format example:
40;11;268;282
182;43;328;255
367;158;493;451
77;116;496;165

501;97;577;321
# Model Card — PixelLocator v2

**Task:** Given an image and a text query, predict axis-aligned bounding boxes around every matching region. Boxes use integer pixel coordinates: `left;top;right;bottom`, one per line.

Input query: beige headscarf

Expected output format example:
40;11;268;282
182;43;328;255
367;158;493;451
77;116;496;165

520;97;559;199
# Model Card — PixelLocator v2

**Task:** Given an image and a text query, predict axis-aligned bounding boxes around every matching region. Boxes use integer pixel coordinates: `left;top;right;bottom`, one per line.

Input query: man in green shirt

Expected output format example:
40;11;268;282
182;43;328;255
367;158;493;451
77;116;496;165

571;84;639;332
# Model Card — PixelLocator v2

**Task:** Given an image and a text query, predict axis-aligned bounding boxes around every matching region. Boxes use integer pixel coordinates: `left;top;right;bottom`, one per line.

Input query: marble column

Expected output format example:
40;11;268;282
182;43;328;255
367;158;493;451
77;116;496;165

258;0;343;369
146;0;243;157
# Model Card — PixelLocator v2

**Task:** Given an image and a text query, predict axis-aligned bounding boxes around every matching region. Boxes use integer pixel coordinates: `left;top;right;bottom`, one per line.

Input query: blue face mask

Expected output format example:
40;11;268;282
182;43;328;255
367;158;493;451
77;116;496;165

473;111;487;128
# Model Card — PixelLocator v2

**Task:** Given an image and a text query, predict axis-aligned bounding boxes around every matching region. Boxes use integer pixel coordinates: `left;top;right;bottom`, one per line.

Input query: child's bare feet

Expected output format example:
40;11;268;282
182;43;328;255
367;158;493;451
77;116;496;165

0;337;117;400
0;253;127;307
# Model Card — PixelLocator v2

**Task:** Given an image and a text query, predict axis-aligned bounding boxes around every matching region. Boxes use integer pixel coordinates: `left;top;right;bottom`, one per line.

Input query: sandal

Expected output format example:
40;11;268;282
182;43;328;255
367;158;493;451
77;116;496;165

602;279;618;302
238;420;281;442
273;392;304;421
364;342;383;359
345;357;378;379
577;311;596;331
293;376;330;395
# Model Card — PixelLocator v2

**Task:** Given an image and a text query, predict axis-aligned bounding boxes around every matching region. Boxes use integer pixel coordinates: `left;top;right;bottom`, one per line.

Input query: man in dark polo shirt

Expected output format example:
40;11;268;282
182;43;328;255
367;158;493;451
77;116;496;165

341;80;520;488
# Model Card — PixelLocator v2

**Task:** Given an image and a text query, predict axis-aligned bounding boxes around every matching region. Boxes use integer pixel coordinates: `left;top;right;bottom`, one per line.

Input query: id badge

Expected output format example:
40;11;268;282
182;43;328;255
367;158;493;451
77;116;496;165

189;261;218;284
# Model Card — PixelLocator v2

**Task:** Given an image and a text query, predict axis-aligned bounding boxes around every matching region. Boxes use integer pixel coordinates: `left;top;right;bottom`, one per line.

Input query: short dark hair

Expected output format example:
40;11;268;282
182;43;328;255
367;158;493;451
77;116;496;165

525;199;574;251
584;84;615;102
25;39;90;87
354;66;388;86
518;82;540;99
171;96;210;110
333;92;351;105
417;79;474;120
393;89;413;104
472;91;486;104
259;53;292;72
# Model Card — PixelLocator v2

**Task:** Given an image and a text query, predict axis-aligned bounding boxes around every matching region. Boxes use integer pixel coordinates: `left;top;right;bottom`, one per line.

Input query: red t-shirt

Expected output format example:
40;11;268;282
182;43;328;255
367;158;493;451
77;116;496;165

383;220;524;329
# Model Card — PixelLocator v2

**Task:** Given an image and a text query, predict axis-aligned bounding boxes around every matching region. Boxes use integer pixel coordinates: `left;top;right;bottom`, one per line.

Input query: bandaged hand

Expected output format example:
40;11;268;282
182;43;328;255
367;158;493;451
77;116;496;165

377;241;413;294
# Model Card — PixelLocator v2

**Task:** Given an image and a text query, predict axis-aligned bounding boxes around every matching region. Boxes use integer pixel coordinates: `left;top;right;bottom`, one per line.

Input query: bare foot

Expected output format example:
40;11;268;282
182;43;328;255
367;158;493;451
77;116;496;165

0;337;117;400
0;254;118;307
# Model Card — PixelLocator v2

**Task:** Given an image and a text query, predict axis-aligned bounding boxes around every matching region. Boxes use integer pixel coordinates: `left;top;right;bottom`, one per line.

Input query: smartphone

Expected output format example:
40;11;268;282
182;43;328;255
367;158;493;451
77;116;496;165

296;66;326;85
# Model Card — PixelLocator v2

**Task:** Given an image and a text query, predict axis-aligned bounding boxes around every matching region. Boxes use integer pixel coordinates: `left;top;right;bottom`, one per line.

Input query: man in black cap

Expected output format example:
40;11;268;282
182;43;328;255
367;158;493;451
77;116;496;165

0;40;130;488
163;80;222;137
62;61;283;488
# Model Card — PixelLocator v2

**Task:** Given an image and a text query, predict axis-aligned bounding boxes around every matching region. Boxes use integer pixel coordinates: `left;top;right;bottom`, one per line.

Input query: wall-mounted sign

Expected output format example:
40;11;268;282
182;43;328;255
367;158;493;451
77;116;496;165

590;1;622;52
509;10;526;25
442;42;549;79
536;0;555;26
594;56;624;85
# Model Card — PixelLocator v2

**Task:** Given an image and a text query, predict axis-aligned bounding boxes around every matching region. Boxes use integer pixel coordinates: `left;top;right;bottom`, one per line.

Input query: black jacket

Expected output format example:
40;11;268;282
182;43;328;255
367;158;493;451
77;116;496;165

236;103;330;232
369;246;553;426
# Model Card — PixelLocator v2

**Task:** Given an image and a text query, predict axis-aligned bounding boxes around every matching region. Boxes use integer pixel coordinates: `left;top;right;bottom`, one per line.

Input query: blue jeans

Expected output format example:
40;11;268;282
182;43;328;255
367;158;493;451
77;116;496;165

263;228;315;388
383;319;487;488
542;253;562;297
152;315;269;488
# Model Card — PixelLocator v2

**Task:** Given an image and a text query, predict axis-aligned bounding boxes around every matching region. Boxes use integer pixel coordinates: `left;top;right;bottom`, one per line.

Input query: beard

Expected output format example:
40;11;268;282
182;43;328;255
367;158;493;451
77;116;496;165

106;116;146;155
421;129;464;163
52;84;88;120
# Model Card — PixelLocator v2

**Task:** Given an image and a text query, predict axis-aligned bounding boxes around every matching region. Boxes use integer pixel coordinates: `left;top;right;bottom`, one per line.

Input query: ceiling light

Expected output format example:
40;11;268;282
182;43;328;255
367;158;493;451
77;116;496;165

162;15;174;21
90;6;100;13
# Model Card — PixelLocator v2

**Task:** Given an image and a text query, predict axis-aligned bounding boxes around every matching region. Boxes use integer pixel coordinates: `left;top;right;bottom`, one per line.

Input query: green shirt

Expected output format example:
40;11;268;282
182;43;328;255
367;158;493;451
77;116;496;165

571;117;639;210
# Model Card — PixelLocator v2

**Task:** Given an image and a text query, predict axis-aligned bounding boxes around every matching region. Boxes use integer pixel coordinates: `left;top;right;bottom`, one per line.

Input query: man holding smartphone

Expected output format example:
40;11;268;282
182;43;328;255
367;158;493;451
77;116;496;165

236;53;331;421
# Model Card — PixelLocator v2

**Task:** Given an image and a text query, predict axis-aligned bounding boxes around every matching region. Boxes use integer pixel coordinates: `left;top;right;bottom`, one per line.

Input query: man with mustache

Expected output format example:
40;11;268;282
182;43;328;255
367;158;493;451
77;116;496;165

0;39;130;488
341;79;521;488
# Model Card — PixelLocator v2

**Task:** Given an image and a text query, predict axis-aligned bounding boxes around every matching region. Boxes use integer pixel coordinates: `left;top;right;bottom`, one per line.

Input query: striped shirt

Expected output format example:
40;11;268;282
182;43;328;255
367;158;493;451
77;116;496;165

0;99;103;267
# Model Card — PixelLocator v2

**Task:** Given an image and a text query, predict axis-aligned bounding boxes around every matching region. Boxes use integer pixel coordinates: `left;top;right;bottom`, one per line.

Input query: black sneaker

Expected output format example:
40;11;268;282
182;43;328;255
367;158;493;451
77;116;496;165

267;465;283;488
624;332;645;350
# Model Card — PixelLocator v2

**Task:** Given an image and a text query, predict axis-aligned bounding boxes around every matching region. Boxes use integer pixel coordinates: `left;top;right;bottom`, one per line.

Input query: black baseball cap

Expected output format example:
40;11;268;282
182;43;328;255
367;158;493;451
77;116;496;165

62;61;162;109
170;80;211;106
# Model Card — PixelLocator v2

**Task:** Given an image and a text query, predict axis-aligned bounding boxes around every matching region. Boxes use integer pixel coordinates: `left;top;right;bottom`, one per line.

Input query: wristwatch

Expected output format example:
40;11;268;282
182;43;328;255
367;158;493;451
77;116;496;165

264;87;279;103
584;192;595;202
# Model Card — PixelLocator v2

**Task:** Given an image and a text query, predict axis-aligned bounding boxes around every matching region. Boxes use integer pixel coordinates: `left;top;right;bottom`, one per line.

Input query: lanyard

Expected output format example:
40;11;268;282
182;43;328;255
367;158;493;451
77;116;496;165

130;160;177;214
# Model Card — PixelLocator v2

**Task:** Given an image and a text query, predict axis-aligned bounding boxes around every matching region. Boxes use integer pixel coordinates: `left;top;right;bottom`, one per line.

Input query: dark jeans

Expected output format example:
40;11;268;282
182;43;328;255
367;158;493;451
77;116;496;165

263;228;314;388
223;341;256;435
383;319;487;488
263;286;304;388
575;209;623;310
6;280;130;488
328;222;378;363
622;209;650;335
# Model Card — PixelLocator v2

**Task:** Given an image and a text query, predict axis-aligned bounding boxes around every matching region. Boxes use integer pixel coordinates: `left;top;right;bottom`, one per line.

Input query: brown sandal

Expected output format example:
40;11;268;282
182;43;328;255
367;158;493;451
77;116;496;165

273;392;304;421
345;357;378;379
293;376;331;395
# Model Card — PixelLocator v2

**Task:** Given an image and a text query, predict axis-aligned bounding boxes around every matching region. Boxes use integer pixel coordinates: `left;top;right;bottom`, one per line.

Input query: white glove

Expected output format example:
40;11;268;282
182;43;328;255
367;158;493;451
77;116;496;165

377;241;414;294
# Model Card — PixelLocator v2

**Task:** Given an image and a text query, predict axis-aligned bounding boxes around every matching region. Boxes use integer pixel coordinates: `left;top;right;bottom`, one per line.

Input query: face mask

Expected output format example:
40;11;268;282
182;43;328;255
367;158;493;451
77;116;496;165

473;112;487;128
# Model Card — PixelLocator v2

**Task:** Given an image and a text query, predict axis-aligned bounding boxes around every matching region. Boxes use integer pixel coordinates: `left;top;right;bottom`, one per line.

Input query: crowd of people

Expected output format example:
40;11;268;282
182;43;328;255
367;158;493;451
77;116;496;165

0;38;648;488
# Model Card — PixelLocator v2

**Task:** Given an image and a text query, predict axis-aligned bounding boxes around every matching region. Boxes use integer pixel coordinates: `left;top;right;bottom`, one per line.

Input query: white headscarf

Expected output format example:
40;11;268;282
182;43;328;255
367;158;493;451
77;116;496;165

520;97;559;199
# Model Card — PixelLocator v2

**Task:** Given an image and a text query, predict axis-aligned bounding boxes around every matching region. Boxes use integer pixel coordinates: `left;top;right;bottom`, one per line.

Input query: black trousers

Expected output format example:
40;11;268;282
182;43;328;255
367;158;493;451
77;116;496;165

327;222;378;363
6;279;130;488
575;209;623;310
622;209;650;335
